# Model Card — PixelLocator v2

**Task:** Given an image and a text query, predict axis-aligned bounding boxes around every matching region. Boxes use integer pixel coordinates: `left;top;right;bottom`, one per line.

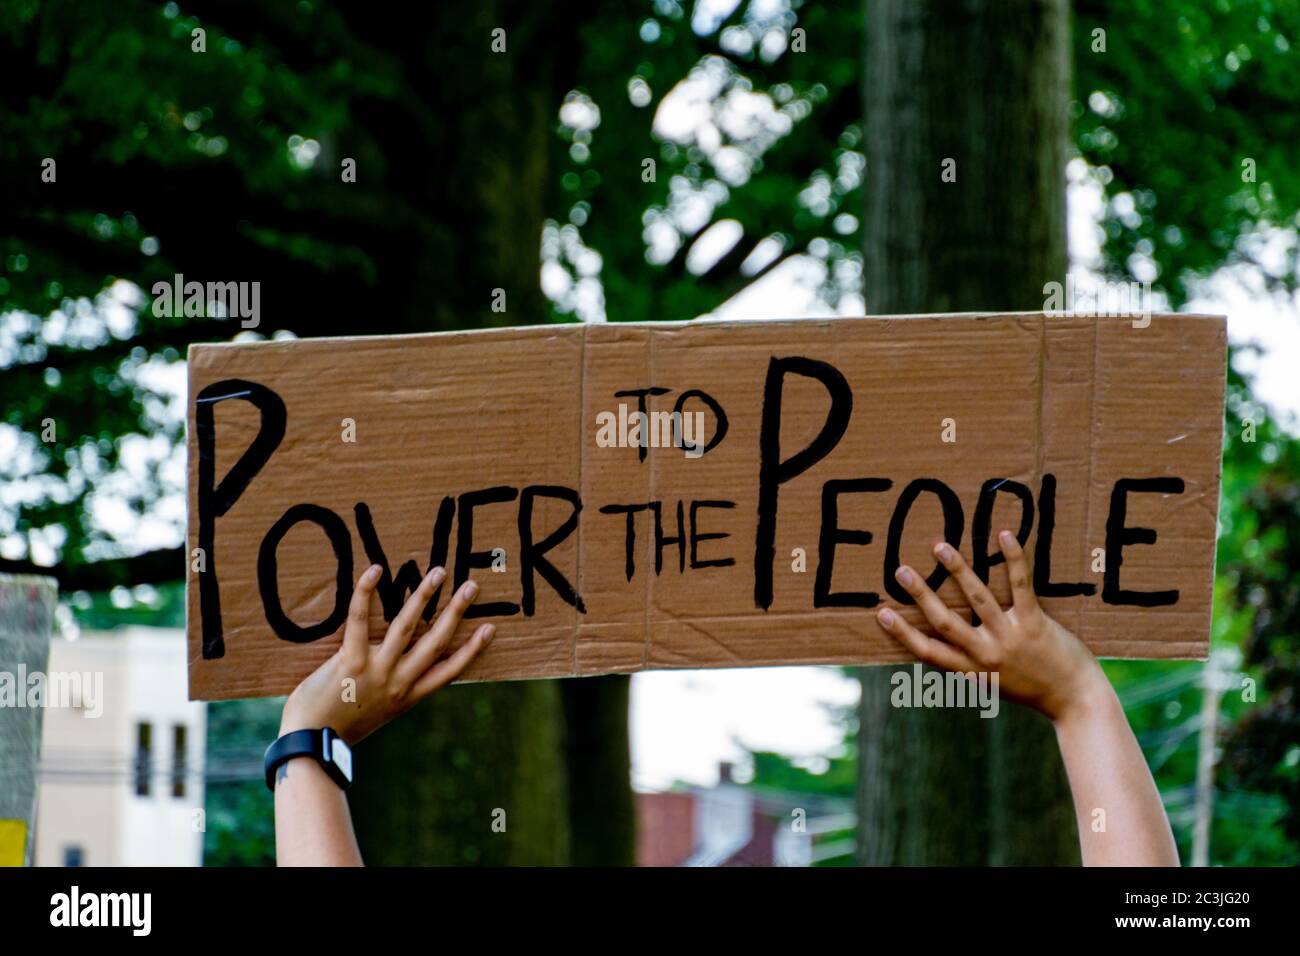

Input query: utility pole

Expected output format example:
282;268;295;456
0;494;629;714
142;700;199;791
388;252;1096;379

0;574;57;867
1191;652;1223;867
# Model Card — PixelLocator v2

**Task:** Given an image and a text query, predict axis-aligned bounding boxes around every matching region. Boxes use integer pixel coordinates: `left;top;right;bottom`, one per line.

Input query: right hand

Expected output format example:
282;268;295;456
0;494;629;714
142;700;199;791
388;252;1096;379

876;529;1109;723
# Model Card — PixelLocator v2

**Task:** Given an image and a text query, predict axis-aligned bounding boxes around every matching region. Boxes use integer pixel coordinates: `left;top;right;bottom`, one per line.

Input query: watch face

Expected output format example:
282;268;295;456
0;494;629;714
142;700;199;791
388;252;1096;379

330;737;353;782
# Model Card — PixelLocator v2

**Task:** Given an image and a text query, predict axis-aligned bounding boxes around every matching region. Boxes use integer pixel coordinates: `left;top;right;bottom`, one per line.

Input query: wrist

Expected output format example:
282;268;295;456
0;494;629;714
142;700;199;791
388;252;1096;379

279;691;321;737
270;752;321;790
1049;661;1116;729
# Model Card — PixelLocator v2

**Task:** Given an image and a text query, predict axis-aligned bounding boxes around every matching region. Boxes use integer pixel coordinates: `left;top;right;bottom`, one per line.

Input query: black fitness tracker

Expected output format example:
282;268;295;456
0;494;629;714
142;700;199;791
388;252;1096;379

264;727;354;792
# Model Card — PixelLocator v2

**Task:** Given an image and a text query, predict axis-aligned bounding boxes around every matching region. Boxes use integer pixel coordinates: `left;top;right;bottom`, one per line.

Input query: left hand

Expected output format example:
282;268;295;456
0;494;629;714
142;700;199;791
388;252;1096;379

279;564;494;744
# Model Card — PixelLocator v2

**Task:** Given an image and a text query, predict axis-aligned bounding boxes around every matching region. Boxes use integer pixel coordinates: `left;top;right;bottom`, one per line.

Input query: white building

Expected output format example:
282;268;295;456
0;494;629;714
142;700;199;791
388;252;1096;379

34;626;206;867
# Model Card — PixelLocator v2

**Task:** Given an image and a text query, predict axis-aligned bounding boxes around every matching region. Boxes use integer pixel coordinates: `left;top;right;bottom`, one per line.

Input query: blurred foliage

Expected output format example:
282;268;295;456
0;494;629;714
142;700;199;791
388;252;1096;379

65;578;185;629
748;711;856;866
551;0;863;323
1214;363;1300;864
202;696;282;867
0;0;577;569
749;744;855;797
1074;0;1300;305
202;773;277;867
0;0;1297;865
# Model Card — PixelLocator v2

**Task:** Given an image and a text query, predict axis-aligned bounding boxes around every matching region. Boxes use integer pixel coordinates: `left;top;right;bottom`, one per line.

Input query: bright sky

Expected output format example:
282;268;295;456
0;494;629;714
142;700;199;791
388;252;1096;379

631;665;858;789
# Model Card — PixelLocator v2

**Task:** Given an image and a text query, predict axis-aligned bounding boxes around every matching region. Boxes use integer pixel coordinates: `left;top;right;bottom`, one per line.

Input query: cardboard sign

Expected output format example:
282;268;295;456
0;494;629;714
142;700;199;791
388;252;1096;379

185;313;1226;701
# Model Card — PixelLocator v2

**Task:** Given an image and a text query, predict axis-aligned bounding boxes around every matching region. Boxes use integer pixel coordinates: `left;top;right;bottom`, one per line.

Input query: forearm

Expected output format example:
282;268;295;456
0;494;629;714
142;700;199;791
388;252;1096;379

273;755;364;867
1052;670;1179;866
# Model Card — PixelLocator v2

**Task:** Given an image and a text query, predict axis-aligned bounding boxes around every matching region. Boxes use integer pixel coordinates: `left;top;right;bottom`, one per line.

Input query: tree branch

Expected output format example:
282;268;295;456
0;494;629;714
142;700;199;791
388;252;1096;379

0;547;185;592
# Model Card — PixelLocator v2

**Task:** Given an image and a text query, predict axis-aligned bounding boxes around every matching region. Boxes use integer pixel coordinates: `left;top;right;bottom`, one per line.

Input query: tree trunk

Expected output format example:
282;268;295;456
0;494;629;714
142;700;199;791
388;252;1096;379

857;0;1080;865
354;682;571;865
561;675;636;866
350;0;632;866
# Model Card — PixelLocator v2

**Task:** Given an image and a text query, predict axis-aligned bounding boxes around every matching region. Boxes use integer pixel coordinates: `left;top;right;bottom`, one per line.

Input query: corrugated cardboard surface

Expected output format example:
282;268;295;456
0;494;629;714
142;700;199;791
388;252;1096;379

186;313;1226;700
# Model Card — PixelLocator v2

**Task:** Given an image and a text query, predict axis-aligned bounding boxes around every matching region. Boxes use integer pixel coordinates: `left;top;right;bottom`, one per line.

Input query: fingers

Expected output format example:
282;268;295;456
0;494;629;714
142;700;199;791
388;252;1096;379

933;542;1007;630
877;607;978;673
394;578;481;685
342;564;382;661
998;529;1038;615
892;563;987;656
378;566;447;664
408;623;495;701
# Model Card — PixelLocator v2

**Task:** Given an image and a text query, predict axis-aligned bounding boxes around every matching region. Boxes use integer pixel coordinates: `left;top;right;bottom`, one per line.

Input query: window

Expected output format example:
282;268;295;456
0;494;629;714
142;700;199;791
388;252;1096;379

63;845;84;868
171;724;188;798
134;721;153;797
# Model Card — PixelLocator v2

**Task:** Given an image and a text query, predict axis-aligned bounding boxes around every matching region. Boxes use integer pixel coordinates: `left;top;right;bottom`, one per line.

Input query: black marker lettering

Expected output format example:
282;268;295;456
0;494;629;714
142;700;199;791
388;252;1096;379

815;478;892;608
599;503;649;581
970;478;1035;625
195;379;286;659
519;485;586;615
652;500;686;575
672;389;729;456
423;495;457;620
754;356;853;610
354;498;455;624
1103;477;1184;607
614;387;671;462
1034;474;1096;598
884;479;964;604
689;499;736;569
354;503;426;621
258;503;352;643
972;478;1036;582
454;486;521;618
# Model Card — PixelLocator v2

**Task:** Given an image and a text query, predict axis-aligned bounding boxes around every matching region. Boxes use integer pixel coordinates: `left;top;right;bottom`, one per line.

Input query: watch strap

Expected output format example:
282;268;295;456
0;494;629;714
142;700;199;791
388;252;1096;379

265;728;351;792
